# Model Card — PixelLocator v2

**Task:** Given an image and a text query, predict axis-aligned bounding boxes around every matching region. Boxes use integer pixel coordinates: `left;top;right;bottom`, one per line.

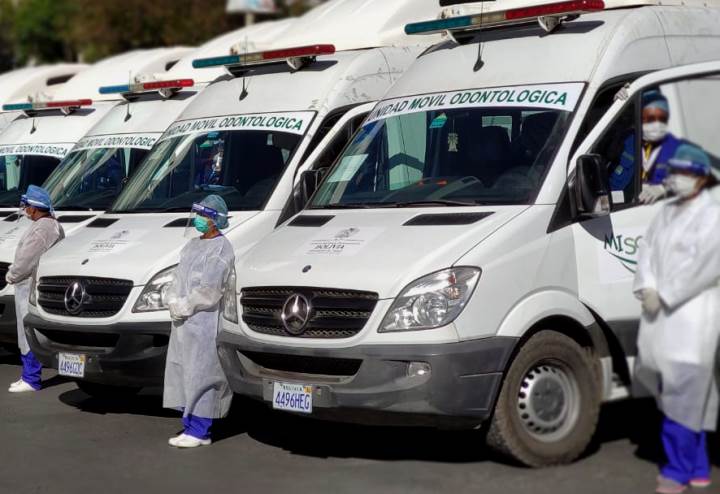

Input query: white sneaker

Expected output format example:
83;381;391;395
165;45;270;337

8;380;37;393
8;379;23;391
168;433;211;448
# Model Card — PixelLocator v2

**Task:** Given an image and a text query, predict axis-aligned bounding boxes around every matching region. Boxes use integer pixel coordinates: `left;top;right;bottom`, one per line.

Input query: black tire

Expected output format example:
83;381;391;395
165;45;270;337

486;330;601;467
76;381;141;399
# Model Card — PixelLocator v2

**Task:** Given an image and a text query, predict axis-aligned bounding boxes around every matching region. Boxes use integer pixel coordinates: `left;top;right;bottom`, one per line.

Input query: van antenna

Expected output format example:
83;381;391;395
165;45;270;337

239;37;249;101
30;117;37;134
474;1;487;72
124;70;133;121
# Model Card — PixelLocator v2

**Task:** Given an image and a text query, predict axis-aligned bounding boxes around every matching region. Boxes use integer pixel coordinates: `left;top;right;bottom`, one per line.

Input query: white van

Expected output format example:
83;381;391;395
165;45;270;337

215;0;720;467
0;64;88;132
0;48;190;350
0;23;292;352
24;0;442;397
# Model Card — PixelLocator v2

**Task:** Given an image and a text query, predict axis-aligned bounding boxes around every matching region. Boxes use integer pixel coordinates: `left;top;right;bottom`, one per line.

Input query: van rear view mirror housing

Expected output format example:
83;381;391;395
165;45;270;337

573;154;610;218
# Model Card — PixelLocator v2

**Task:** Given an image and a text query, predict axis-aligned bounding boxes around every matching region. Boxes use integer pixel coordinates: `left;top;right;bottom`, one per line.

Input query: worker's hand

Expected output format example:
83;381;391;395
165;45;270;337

641;289;662;318
4;272;12;285
639;184;666;205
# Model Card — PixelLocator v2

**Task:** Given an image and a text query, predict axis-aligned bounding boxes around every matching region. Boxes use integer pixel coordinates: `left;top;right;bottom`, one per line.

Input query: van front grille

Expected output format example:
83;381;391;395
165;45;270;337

38;276;133;318
241;287;377;339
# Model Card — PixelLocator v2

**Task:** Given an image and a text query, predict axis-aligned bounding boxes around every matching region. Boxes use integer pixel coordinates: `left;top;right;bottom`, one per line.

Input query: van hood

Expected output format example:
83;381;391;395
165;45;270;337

38;212;260;285
239;207;527;299
0;211;101;264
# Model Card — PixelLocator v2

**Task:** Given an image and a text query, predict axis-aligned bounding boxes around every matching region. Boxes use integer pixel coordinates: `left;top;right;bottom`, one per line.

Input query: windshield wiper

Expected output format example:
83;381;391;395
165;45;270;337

314;203;374;209
391;200;479;208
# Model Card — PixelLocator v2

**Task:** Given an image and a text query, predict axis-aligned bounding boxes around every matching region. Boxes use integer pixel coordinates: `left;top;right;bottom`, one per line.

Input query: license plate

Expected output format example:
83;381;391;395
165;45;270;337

58;353;86;378
272;382;313;414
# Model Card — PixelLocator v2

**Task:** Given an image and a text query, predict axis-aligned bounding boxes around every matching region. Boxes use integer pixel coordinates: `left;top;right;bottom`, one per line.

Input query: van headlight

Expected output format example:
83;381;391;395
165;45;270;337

379;267;481;332
133;266;176;312
221;267;238;323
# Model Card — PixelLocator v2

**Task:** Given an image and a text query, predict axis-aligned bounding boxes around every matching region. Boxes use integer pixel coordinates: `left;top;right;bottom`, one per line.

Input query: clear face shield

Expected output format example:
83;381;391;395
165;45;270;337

184;202;226;238
15;195;30;224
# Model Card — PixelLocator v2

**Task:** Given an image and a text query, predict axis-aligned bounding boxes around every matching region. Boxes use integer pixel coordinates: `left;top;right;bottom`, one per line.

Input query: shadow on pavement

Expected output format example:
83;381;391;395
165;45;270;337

41;374;71;390
58;387;177;418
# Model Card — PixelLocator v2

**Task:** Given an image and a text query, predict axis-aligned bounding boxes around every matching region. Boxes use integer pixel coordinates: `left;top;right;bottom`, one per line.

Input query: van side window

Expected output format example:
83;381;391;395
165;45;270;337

589;100;639;210
310;112;369;171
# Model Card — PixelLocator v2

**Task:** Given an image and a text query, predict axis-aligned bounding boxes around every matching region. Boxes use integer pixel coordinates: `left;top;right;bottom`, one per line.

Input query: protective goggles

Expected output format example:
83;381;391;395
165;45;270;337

667;158;711;177
191;203;227;221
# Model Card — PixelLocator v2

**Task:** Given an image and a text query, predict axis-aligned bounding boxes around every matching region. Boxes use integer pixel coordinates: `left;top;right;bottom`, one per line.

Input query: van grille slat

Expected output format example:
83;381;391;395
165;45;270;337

241;286;378;339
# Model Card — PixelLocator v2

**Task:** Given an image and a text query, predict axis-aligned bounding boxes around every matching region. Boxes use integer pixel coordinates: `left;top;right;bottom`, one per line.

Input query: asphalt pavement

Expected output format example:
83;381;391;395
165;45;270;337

0;350;718;494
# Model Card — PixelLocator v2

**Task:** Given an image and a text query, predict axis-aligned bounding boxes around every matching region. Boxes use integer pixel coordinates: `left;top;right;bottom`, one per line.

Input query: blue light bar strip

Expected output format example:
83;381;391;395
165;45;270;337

405;15;474;35
99;84;132;95
2;102;33;111
192;55;241;69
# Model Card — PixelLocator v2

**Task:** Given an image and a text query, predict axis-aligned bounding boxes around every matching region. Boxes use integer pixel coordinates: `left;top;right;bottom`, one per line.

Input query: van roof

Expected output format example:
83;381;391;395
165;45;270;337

168;20;294;82
176;46;419;122
383;5;720;101
54;47;193;102
440;0;720;17
271;0;442;51
0;64;87;106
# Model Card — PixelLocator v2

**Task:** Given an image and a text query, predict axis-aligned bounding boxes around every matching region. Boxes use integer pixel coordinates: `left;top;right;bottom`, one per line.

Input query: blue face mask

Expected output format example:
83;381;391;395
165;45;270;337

193;216;211;234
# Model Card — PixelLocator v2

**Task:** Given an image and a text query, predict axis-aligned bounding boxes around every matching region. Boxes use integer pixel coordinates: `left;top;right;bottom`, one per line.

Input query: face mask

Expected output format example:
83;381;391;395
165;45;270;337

642;122;668;143
666;175;699;198
193;216;211;234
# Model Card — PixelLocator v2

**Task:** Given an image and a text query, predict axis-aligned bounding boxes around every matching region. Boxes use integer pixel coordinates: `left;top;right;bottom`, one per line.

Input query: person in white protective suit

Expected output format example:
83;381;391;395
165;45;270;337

633;144;720;494
6;185;64;393
163;194;234;448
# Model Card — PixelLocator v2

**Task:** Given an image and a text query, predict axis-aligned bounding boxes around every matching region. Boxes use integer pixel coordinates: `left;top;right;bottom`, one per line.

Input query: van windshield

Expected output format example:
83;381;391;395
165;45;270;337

44;147;149;210
0;154;61;207
110;129;304;213
312;84;582;208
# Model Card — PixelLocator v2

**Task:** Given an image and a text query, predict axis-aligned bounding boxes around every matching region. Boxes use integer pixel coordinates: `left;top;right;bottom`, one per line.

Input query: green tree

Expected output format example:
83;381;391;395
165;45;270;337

12;0;77;64
0;0;15;70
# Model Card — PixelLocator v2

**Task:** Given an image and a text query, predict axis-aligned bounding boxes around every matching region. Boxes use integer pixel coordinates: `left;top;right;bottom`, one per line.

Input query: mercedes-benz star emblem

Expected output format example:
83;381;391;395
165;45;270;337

64;280;87;315
281;293;312;335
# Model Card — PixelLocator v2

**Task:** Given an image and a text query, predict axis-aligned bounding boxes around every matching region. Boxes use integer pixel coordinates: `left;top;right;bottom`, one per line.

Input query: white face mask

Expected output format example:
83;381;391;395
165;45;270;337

642;122;669;143
666;175;699;198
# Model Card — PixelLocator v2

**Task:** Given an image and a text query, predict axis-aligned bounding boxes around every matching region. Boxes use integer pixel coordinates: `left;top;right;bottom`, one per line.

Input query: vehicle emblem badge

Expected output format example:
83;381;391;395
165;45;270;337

64;280;87;315
281;293;312;335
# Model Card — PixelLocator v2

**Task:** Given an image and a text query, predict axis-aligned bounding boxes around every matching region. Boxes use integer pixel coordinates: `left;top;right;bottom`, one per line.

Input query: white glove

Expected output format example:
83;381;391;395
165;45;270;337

5;272;12;285
639;184;666;204
641;289;662;318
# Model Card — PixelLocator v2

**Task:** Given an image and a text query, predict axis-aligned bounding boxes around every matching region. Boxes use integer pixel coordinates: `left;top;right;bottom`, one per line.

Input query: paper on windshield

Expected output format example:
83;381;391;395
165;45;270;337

72;133;160;152
366;83;585;124
0;143;74;158
159;111;316;142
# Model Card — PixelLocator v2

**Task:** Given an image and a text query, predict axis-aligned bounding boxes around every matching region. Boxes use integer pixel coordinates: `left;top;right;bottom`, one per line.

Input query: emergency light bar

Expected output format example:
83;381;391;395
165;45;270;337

99;79;194;99
2;99;93;115
192;44;336;71
405;0;605;35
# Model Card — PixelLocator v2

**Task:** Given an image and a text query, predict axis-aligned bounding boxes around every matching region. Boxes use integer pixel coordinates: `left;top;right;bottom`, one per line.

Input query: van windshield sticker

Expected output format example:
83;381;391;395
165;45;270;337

72;133;160;152
0;143;74;158
159;111;315;142
367;83;584;124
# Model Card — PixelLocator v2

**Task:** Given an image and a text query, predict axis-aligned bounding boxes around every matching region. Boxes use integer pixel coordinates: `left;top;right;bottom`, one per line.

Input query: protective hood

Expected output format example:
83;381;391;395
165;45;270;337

239;207;527;299
37;211;259;285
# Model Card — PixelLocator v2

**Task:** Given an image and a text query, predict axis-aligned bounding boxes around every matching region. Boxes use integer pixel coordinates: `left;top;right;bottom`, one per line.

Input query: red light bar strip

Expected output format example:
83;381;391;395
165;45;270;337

141;79;194;91
44;99;93;109
506;0;605;19
260;44;335;62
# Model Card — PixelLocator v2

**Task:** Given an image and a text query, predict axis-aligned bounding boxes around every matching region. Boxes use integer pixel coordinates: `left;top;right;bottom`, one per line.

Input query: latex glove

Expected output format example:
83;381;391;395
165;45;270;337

641;289;662;318
4;272;12;285
639;184;666;204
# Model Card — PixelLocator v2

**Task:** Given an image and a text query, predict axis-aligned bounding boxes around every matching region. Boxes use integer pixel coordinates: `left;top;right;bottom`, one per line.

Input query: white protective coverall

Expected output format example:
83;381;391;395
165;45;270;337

163;235;234;419
633;191;720;431
6;217;64;354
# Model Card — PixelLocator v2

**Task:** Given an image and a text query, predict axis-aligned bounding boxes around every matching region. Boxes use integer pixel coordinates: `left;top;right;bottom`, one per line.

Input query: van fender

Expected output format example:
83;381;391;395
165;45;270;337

495;289;596;339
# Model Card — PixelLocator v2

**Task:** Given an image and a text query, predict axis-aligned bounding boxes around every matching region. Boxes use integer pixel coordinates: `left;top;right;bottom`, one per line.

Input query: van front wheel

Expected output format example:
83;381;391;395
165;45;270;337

486;330;600;467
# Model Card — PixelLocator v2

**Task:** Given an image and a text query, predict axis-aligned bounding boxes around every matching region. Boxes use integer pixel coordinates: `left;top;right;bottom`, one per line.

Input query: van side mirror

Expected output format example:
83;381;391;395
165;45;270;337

573;154;610;218
275;168;327;227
